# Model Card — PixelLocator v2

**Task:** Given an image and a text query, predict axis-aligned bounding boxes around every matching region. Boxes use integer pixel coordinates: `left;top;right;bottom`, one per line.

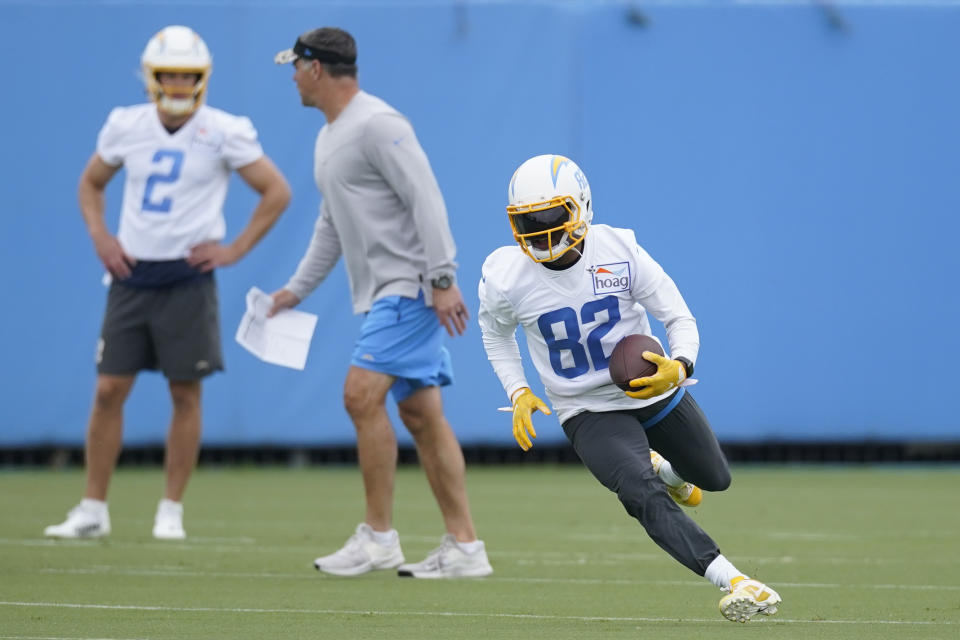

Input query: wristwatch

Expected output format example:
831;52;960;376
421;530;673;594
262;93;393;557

430;274;454;290
675;356;694;379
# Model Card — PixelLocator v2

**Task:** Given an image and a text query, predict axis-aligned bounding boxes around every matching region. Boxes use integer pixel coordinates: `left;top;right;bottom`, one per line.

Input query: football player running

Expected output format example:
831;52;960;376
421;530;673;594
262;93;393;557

44;26;290;541
478;154;781;622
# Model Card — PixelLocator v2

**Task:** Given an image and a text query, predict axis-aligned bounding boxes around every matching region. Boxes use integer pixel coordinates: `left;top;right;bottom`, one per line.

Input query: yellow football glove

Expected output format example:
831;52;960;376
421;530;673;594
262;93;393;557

511;387;551;451
625;352;688;400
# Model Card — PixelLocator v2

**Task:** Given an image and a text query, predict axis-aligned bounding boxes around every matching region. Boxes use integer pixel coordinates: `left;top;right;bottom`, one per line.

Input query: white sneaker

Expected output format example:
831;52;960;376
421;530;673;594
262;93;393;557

314;523;405;576
152;499;186;540
44;500;111;539
397;534;493;579
719;576;782;622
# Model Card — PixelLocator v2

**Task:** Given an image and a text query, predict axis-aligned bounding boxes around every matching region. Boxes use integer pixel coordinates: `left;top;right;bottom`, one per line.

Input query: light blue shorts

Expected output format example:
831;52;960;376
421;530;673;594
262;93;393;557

351;292;454;403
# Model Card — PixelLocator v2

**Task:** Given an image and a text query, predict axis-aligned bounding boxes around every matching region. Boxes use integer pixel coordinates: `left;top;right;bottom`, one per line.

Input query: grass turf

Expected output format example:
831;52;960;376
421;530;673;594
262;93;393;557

1;465;958;639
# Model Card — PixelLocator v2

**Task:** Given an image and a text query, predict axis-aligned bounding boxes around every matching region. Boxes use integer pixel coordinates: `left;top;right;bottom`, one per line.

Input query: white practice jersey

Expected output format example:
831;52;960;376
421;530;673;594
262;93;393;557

478;224;700;423
96;103;264;260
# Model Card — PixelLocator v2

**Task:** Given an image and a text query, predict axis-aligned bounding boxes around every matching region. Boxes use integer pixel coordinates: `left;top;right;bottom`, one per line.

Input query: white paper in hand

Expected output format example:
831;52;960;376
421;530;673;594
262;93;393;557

235;287;318;370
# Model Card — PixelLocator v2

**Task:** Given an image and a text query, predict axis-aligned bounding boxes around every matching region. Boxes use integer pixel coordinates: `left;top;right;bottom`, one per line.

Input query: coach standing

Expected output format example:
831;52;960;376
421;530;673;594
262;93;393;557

268;27;492;578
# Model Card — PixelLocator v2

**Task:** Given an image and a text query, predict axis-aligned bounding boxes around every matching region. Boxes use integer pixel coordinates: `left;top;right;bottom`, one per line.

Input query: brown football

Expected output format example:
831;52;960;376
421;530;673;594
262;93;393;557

608;334;665;391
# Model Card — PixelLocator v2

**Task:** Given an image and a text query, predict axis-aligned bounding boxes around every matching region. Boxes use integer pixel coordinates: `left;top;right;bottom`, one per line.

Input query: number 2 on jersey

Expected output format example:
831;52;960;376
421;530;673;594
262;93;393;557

142;149;184;213
537;296;621;379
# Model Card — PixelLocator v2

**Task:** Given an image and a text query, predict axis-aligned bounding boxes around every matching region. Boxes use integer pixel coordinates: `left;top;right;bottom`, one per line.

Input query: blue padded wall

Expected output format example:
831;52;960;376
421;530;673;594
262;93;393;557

1;1;956;445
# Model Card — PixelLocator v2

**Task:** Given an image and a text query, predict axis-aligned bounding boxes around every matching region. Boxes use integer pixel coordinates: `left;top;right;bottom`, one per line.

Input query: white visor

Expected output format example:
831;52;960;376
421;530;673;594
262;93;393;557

274;49;297;65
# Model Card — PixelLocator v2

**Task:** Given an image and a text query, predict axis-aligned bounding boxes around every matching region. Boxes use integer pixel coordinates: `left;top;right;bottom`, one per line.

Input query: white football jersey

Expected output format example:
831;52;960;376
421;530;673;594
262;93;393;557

96;103;263;260
478;224;700;423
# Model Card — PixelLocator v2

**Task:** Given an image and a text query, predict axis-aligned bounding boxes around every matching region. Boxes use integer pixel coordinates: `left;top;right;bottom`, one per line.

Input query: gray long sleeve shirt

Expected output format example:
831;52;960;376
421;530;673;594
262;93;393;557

285;91;458;314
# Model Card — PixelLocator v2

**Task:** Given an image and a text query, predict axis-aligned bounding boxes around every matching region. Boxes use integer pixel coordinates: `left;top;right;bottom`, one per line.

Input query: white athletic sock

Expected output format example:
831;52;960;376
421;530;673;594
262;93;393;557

656;458;685;488
370;528;398;546
455;539;484;554
80;498;107;513
704;554;746;590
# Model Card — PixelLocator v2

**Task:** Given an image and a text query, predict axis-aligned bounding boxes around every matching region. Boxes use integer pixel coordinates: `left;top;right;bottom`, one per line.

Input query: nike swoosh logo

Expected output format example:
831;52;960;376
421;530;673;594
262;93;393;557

75;523;102;536
393;136;405;145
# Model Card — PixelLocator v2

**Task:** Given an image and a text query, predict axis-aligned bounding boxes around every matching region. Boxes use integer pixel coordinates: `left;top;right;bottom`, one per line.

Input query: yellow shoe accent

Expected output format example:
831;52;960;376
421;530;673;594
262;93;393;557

719;576;782;623
649;450;702;507
669;483;702;507
649;449;666;472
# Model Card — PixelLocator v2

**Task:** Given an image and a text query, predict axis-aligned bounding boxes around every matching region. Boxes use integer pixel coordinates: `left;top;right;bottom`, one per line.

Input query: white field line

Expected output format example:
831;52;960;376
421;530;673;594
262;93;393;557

34;566;960;591
515;556;920;567
3;538;953;567
515;554;938;567
19;517;960;544
0;636;148;640
0;600;954;626
0;537;471;554
175;536;256;544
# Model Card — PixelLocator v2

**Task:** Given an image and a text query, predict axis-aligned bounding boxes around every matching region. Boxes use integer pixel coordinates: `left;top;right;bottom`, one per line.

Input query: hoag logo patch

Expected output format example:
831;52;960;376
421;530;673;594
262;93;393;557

591;262;631;295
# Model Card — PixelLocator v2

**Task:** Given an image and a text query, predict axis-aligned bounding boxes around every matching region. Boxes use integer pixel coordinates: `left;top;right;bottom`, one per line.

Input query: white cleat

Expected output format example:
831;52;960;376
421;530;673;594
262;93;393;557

314;523;405;577
397;534;493;579
152;499;186;540
44;501;111;539
719;576;782;623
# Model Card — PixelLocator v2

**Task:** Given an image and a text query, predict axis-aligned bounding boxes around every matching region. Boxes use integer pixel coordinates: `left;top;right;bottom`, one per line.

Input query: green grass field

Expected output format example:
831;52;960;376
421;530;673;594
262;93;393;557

1;465;958;639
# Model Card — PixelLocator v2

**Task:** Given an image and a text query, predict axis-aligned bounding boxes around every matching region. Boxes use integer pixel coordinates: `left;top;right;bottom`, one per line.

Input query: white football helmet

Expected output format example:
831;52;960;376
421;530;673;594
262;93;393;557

141;26;212;116
507;154;593;262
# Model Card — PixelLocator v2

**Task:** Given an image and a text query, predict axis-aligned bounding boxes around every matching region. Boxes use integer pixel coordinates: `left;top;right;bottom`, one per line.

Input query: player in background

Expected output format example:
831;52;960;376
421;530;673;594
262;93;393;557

45;25;291;540
268;27;491;578
477;154;781;622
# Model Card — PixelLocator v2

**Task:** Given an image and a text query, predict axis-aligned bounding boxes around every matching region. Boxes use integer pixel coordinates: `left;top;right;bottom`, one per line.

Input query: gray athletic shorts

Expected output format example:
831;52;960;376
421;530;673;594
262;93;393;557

96;274;223;381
